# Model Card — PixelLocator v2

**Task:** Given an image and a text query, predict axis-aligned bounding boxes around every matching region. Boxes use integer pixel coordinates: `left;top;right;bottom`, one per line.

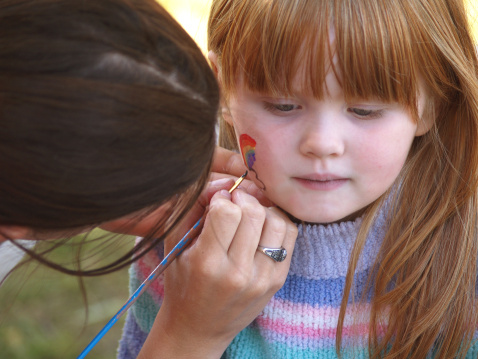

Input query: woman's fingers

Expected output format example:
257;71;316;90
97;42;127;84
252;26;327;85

196;189;242;254
211;147;273;205
254;207;297;275
152;189;298;358
100;147;259;238
209;173;273;206
211;146;247;176
163;175;267;252
162;178;236;250
225;189;266;267
190;188;297;292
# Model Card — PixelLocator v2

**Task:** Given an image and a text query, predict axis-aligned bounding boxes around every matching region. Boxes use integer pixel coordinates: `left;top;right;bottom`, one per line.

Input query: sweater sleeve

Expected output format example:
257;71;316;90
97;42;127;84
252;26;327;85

117;242;165;359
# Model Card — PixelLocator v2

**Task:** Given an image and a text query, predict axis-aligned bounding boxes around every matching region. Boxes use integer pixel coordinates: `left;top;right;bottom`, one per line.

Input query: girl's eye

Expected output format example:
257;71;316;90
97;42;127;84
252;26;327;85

347;107;383;119
263;102;300;113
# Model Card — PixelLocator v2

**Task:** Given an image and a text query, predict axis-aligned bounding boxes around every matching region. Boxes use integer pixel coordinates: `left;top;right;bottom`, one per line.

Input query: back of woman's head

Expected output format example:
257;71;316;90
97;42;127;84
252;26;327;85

0;0;218;231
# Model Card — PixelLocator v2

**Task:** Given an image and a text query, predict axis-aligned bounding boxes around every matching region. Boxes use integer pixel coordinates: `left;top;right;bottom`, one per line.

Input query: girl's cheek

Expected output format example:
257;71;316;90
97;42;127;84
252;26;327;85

239;133;267;190
239;133;258;170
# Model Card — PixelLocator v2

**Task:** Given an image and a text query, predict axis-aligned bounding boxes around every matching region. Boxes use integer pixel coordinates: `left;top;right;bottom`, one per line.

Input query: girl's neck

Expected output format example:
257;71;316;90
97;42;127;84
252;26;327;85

285;207;366;226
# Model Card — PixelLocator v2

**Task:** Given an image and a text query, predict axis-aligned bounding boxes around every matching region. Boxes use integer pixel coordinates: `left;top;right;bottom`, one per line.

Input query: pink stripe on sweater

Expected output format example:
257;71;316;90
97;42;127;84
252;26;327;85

136;255;165;300
262;298;377;329
256;315;371;340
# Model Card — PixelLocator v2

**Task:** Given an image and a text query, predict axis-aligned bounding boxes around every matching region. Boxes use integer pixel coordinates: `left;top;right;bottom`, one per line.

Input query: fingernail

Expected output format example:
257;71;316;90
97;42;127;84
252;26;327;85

210;178;233;188
218;189;231;198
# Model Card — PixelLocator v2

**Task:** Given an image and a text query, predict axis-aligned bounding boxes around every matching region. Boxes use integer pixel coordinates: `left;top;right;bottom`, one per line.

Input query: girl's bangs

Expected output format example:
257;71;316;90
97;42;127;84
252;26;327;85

219;0;422;109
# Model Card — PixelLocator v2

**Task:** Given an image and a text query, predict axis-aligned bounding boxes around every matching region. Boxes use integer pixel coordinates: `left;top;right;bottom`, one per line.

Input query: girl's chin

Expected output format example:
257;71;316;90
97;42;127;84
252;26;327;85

283;208;365;225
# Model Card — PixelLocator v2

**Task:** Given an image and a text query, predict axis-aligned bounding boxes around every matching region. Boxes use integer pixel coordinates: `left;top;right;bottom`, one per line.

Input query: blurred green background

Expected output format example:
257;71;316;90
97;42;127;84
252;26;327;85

0;230;135;358
0;1;477;358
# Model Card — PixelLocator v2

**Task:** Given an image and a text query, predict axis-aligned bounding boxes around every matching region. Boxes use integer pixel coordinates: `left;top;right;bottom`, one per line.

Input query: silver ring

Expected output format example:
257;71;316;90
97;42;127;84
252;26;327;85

257;245;287;262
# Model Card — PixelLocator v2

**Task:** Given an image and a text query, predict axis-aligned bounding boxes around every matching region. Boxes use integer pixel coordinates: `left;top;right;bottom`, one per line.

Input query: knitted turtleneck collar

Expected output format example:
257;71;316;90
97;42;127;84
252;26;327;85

289;207;388;281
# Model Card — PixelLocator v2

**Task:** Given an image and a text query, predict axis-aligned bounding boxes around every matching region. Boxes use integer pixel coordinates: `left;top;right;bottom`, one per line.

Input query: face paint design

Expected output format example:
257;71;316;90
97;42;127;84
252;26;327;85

239;134;266;190
239;134;257;170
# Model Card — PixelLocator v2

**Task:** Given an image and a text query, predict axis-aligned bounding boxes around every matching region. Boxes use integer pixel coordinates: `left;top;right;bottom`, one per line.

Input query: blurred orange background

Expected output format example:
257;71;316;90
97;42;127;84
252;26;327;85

158;0;212;52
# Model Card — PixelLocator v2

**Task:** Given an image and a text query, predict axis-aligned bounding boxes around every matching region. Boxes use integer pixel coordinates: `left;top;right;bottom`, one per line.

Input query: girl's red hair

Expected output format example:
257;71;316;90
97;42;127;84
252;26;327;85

209;1;478;357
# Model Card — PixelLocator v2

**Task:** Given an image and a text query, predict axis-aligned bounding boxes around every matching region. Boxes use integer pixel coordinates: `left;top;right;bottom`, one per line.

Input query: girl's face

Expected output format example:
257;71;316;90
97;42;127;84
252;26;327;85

224;68;429;224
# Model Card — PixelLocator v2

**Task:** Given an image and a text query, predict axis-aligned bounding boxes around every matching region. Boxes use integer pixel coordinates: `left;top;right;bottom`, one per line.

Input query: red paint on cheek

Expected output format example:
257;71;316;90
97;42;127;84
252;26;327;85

239;134;257;169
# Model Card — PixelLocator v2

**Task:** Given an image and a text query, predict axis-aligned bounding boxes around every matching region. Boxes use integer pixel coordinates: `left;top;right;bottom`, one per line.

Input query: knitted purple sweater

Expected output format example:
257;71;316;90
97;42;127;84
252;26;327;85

117;209;478;358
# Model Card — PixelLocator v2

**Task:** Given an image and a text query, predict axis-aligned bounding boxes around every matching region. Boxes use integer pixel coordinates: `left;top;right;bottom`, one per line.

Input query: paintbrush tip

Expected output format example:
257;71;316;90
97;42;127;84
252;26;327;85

229;171;248;193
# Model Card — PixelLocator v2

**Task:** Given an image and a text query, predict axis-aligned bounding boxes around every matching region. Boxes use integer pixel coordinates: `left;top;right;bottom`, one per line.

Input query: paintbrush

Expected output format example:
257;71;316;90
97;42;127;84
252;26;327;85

77;171;248;358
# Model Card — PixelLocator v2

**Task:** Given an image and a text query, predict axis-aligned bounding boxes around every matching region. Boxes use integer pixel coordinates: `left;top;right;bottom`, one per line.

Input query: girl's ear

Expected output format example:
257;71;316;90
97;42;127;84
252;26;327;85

208;51;221;80
415;117;434;136
208;51;234;126
415;100;435;137
415;80;435;137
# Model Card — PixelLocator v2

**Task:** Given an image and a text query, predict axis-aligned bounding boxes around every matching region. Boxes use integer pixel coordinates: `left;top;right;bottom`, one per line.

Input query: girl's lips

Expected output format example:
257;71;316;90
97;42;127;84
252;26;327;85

293;176;348;191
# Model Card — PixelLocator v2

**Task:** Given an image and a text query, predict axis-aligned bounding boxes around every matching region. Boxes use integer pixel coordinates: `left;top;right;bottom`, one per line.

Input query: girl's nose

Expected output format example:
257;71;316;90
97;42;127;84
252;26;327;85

298;115;345;159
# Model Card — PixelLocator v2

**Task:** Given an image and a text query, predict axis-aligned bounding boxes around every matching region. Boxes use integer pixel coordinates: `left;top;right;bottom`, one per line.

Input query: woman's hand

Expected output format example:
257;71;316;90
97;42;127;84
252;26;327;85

211;145;246;177
100;147;271;237
211;146;272;206
138;188;298;359
99;176;236;237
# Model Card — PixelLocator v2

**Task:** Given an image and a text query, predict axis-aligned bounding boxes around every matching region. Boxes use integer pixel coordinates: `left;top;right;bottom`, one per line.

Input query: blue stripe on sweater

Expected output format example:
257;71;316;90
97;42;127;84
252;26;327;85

276;268;373;307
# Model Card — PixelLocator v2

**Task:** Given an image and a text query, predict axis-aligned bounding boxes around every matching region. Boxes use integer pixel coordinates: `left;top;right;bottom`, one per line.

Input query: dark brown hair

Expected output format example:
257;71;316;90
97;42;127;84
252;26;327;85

0;0;219;274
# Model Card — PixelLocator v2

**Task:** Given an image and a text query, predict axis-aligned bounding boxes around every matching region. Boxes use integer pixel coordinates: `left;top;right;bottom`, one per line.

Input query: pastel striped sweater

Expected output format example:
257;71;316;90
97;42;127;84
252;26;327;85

117;209;478;358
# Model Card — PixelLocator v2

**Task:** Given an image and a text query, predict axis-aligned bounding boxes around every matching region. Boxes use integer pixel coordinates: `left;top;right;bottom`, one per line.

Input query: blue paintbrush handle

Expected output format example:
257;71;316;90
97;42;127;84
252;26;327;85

77;217;203;359
77;171;246;358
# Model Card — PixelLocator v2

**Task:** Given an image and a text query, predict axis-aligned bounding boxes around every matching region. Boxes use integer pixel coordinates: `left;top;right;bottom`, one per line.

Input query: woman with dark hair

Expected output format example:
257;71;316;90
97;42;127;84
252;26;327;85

0;0;297;356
